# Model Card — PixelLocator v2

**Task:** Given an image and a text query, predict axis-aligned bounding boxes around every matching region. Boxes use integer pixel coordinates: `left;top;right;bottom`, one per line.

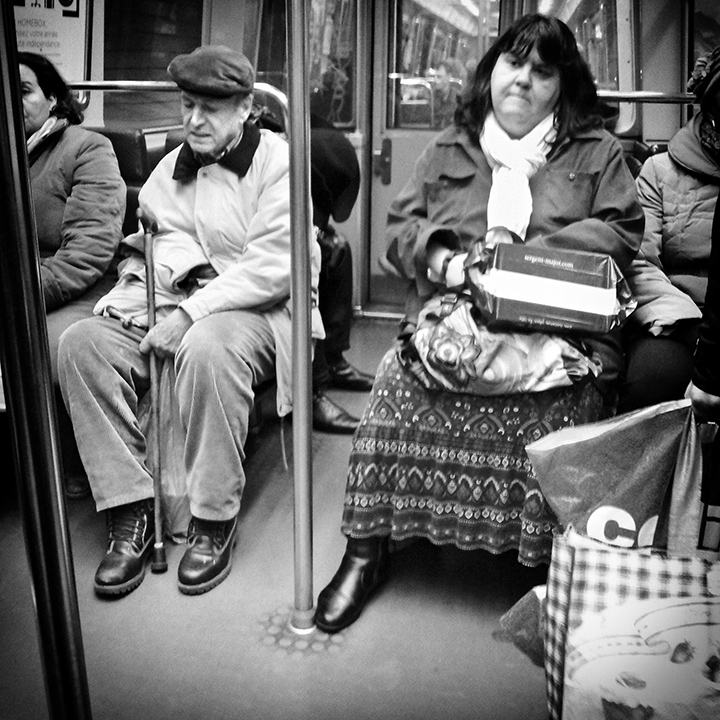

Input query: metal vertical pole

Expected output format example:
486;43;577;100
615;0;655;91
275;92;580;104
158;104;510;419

0;4;92;718
286;0;315;631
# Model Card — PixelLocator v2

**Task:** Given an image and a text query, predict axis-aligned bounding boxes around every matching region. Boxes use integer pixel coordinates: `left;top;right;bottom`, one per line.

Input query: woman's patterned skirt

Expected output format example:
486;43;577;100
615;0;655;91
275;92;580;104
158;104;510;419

340;347;605;567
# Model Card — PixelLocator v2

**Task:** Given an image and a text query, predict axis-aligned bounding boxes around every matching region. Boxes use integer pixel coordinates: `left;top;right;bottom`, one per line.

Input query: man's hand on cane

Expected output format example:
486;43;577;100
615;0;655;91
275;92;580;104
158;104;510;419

139;307;193;358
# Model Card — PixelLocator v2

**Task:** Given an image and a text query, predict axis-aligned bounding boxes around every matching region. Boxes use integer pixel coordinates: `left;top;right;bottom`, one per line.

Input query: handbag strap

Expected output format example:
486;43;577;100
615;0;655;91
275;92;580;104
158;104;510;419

438;292;463;318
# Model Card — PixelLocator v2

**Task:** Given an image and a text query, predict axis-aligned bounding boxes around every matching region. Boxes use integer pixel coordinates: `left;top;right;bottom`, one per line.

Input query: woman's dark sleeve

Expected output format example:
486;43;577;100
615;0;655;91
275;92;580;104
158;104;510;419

39;132;126;311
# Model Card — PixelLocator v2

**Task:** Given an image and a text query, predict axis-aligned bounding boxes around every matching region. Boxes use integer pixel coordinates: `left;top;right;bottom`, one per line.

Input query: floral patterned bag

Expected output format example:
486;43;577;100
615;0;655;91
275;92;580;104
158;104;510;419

409;292;603;395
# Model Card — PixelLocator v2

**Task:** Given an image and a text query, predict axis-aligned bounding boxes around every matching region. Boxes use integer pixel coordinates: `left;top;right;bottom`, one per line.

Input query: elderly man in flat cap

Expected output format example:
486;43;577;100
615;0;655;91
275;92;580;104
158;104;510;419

58;45;321;597
619;44;720;413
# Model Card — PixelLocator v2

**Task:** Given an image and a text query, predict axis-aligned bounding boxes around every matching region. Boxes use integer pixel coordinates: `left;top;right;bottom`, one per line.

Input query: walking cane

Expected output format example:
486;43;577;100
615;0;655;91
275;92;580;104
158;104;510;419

139;211;168;573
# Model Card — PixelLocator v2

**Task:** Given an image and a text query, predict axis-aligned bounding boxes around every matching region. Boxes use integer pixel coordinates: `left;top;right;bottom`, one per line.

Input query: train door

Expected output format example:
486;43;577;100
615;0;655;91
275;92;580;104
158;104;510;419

367;1;499;310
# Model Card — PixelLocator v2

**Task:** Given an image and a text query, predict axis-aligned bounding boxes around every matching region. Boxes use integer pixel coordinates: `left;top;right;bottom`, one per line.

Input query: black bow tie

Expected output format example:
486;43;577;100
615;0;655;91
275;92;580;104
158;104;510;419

172;121;261;181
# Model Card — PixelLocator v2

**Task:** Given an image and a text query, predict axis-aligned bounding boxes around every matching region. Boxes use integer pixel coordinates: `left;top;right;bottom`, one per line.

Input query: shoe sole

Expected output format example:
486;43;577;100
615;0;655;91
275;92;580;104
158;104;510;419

177;536;237;596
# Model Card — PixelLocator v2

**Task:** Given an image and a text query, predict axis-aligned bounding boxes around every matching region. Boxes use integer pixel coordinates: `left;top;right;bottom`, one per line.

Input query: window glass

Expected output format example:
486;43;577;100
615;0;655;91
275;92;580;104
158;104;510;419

309;0;357;125
256;0;357;128
390;0;499;130
693;0;720;60
539;0;619;91
536;1;634;132
103;0;203;127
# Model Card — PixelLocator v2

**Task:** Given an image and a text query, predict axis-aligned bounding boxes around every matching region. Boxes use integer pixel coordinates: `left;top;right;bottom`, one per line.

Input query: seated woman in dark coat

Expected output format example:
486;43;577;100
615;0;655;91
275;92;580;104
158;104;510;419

19;52;126;377
15;52;125;492
314;14;644;634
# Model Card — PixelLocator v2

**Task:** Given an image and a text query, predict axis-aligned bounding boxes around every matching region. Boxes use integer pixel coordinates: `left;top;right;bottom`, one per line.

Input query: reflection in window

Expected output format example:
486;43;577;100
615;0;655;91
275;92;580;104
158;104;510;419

256;0;357;128
309;0;356;126
538;0;629;132
546;0;619;91
694;0;720;60
391;0;499;130
103;0;203;127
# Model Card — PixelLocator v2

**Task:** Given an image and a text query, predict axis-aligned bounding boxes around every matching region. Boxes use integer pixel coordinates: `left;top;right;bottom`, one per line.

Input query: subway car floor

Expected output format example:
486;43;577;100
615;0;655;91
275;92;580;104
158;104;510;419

0;318;549;720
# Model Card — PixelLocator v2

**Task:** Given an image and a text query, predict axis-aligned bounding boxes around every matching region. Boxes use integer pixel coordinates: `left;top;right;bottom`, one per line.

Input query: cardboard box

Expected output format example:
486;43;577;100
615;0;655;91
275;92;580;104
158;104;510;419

467;244;635;334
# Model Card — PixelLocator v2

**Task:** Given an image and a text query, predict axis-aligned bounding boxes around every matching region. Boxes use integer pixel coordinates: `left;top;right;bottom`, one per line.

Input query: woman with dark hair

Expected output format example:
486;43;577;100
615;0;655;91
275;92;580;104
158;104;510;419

19;52;125;370
314;14;643;633
17;52;125;494
20;50;84;127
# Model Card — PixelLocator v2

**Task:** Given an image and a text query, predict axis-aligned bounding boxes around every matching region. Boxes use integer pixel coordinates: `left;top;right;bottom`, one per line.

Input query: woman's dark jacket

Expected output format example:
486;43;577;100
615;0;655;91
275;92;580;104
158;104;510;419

29;123;126;311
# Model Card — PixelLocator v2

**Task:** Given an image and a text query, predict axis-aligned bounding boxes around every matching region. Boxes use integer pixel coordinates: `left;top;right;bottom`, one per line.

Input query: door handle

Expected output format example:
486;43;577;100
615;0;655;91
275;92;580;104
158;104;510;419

372;137;392;185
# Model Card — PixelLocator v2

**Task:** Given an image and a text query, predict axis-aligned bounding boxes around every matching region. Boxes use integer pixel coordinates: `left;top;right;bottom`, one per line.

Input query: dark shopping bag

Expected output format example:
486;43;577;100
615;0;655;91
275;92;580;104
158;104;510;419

527;401;720;719
526;399;699;551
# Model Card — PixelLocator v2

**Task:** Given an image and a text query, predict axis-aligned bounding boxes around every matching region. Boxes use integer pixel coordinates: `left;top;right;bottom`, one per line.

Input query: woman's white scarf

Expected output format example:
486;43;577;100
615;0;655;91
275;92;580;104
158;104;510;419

26;116;64;155
479;111;556;240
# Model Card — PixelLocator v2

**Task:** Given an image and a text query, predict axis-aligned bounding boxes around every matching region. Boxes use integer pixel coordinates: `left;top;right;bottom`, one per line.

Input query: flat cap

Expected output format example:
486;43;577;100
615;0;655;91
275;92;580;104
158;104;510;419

168;45;254;98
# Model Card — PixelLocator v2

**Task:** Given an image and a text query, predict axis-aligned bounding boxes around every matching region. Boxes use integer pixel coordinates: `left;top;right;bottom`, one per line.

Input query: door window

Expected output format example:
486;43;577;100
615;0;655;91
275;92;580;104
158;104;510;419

103;0;204;127
390;0;499;130
256;0;358;129
693;0;720;60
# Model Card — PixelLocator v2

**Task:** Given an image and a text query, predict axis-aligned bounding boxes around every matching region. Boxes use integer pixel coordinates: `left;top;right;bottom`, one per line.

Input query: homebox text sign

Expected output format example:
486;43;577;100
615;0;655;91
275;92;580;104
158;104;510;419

14;0;91;82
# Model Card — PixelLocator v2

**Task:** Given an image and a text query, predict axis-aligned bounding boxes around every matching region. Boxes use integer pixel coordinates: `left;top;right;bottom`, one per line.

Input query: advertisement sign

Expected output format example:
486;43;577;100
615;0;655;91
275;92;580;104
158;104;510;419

13;0;92;82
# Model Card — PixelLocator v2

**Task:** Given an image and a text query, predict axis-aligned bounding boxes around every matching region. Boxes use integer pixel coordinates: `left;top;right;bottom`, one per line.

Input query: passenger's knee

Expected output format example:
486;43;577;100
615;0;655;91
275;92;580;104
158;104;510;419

178;323;244;371
58;318;97;366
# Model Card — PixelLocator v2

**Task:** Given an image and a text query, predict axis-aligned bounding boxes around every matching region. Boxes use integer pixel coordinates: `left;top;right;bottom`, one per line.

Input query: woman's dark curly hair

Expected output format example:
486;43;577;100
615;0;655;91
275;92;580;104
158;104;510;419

455;14;601;147
18;51;83;125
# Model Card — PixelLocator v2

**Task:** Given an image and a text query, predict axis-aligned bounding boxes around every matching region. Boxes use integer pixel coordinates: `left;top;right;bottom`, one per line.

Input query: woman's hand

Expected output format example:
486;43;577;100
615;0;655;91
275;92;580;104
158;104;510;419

426;241;467;288
686;381;720;423
139;308;193;358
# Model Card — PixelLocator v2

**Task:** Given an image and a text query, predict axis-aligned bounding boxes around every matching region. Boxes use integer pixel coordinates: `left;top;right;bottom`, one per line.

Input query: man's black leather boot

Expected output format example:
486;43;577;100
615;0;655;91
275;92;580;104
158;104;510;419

177;515;238;595
94;499;154;596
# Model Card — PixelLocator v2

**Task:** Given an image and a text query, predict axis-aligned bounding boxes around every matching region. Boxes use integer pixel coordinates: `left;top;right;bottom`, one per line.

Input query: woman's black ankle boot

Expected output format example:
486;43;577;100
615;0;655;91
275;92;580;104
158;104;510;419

314;536;389;633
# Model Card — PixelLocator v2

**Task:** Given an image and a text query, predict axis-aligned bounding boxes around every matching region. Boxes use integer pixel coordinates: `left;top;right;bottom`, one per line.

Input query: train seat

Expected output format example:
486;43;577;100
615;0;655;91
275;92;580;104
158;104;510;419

618;138;666;178
88;126;152;236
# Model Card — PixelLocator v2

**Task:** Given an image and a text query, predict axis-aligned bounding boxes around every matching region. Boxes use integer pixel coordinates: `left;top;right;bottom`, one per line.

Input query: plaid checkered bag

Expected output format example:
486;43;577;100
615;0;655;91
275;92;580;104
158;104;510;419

540;402;719;719
545;532;575;719
556;531;720;720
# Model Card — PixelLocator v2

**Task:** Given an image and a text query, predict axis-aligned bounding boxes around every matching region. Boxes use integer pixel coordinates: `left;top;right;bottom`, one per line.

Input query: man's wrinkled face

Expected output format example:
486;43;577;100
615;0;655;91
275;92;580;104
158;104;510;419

180;91;252;158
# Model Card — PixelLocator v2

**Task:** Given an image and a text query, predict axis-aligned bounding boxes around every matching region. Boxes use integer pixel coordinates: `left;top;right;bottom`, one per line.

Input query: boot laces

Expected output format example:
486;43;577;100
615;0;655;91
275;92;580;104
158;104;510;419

108;502;150;552
188;517;233;550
